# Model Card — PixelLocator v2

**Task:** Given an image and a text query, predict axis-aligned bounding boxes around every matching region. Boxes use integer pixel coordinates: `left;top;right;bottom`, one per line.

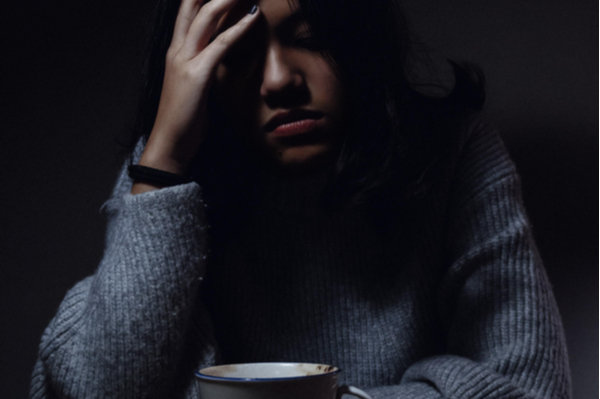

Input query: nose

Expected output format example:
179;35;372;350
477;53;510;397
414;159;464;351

259;44;304;100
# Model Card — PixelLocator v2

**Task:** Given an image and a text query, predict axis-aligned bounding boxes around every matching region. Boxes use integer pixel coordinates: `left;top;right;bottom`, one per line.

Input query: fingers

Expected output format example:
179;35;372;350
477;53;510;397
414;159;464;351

170;0;204;54
195;9;259;68
178;0;243;60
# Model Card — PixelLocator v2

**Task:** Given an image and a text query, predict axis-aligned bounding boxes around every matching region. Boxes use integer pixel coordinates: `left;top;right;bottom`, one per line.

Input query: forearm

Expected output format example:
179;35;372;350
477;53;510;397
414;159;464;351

32;183;215;399
362;124;571;399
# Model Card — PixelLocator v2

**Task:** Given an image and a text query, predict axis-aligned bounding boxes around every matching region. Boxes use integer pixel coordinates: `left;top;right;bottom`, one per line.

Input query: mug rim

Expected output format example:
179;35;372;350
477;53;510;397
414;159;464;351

195;362;341;382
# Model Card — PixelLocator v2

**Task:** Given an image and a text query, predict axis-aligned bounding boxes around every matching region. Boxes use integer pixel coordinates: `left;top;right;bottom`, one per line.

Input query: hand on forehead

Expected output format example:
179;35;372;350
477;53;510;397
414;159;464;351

214;0;299;35
213;0;254;32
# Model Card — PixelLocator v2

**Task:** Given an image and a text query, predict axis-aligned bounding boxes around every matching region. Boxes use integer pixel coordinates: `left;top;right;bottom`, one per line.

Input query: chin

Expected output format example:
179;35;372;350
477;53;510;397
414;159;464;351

272;145;336;178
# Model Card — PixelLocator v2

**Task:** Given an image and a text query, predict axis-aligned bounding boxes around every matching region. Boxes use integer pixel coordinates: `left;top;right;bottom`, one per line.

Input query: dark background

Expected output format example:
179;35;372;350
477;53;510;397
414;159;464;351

1;0;597;397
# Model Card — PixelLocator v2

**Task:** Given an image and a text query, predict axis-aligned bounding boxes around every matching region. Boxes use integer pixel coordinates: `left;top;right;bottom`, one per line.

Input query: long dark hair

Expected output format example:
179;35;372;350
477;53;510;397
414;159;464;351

123;0;484;233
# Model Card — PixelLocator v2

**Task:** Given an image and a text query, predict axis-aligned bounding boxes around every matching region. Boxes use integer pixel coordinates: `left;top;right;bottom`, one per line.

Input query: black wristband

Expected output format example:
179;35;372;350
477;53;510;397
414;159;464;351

128;164;193;187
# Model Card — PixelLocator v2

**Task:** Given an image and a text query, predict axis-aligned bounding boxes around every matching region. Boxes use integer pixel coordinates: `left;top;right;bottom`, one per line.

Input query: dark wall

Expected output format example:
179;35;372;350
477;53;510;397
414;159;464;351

1;0;597;397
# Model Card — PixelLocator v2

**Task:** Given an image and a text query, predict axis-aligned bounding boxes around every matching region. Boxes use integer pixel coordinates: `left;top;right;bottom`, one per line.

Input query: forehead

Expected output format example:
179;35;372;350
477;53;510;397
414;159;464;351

256;0;298;23
218;0;301;33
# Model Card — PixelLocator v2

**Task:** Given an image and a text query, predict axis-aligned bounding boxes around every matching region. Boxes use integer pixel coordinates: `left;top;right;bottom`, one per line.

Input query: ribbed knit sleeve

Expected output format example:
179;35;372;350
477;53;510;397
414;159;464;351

365;124;571;399
30;159;219;399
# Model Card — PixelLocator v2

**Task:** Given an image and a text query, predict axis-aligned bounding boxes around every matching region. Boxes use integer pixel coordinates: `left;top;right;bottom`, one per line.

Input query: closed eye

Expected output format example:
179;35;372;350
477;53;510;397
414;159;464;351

222;33;262;68
290;35;325;51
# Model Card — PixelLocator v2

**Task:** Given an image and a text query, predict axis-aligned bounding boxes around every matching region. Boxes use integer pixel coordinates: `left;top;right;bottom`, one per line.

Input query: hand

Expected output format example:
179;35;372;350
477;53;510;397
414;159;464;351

133;0;259;193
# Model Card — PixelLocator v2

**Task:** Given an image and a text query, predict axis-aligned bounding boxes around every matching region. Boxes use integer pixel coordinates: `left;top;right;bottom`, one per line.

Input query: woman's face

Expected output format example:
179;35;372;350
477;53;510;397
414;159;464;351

214;0;347;177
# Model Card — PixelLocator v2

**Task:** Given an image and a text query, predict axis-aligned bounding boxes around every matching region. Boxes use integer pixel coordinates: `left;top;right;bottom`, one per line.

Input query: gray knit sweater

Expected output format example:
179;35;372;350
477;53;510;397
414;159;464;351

30;121;571;398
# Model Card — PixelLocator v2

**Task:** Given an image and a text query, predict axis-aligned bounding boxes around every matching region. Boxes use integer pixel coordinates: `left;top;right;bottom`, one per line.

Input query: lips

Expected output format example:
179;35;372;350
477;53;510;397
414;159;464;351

263;109;324;136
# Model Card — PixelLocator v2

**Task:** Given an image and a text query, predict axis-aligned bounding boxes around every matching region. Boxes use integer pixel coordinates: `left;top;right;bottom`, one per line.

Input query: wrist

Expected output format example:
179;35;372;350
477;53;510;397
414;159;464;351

138;139;191;176
129;163;194;195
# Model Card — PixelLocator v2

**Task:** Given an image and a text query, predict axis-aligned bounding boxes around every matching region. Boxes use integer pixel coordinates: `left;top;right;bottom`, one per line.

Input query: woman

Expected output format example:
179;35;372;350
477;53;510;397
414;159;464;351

30;0;572;398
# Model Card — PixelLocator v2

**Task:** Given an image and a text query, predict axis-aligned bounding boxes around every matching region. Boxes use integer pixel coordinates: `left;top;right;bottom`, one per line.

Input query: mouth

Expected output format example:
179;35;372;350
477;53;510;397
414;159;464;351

263;109;324;137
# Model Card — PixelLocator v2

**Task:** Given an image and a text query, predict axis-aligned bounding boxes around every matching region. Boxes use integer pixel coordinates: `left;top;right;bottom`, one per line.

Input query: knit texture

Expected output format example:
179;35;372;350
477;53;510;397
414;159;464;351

30;122;571;398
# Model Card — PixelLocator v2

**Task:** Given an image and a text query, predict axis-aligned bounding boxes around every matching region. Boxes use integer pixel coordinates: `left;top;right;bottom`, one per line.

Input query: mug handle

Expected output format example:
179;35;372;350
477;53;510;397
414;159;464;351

336;385;373;399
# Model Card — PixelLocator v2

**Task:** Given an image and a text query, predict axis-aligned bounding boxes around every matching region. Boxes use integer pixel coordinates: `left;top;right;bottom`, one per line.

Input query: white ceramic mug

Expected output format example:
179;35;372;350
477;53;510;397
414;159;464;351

195;362;373;399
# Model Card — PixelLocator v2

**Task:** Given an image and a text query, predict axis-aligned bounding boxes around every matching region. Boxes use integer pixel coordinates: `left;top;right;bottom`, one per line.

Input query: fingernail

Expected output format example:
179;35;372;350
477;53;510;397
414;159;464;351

249;4;258;14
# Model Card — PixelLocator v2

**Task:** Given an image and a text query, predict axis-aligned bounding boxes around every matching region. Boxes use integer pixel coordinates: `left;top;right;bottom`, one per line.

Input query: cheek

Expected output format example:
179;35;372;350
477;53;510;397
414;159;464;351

305;58;345;111
215;65;244;108
214;66;260;130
